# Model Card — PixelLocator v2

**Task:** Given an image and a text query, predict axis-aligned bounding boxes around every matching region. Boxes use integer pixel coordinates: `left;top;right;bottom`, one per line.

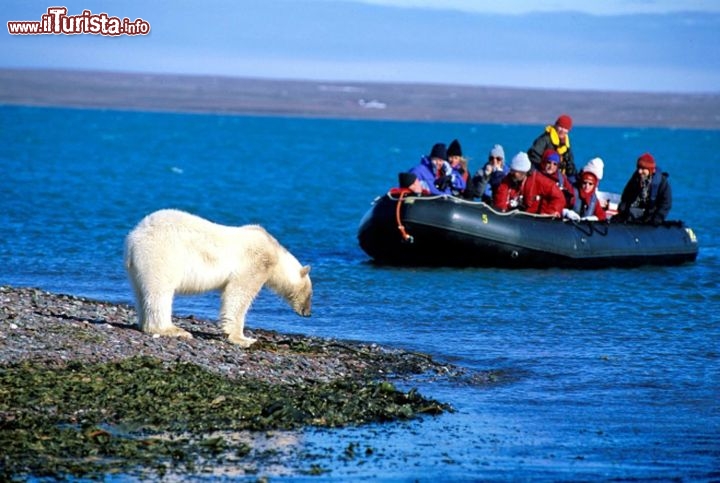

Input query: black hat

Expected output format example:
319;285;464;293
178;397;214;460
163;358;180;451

398;172;418;188
429;143;448;161
447;139;462;157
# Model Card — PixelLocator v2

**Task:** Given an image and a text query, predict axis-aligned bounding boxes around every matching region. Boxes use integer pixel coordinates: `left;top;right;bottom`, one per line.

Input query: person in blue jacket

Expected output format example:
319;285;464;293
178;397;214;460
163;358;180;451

408;143;466;196
615;152;672;225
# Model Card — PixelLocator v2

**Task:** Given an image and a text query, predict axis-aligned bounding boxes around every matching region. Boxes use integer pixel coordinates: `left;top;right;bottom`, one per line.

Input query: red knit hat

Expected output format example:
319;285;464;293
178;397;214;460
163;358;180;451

581;171;598;184
555;114;573;130
637;152;656;172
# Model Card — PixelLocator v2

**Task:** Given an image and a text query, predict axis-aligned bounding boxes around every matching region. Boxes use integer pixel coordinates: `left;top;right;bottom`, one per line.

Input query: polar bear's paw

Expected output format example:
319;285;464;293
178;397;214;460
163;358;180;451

153;326;193;339
227;333;257;348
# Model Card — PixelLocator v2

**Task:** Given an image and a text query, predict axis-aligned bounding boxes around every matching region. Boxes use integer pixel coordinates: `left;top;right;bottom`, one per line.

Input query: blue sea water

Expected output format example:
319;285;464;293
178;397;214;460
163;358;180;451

1;105;719;480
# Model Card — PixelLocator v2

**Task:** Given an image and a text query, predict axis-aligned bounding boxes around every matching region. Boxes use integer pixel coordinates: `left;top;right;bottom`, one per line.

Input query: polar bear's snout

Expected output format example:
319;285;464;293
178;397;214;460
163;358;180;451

297;300;312;317
293;287;312;317
290;293;311;317
292;265;313;317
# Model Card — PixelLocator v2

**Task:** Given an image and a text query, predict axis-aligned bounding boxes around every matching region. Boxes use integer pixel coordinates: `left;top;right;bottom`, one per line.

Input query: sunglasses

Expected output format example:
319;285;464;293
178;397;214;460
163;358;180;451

489;156;503;161
581;181;595;187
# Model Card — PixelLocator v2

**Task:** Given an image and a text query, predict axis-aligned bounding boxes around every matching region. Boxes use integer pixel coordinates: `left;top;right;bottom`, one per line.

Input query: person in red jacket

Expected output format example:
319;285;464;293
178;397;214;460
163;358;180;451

493;152;565;216
538;148;574;208
568;157;607;221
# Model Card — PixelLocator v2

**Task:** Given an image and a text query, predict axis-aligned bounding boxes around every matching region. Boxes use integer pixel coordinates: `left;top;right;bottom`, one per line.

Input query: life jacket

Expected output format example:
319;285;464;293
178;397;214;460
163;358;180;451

558;170;565;190
648;170;663;203
572;188;598;218
545;125;570;156
633;170;663;208
545;125;573;176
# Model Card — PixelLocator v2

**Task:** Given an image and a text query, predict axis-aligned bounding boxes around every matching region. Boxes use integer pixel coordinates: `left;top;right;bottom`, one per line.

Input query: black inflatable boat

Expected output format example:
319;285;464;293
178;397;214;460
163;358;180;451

357;193;699;268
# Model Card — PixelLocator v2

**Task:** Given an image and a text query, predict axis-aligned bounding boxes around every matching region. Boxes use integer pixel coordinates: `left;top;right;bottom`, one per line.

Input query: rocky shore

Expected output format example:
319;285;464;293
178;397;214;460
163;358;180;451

0;285;480;480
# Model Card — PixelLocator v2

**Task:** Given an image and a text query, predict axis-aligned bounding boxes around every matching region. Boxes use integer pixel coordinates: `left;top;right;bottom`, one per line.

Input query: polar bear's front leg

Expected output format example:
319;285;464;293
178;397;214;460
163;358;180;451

227;332;257;348
220;279;261;347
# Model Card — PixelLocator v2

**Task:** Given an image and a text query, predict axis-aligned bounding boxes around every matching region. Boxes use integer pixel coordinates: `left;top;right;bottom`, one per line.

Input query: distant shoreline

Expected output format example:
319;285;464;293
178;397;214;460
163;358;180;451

1;68;719;130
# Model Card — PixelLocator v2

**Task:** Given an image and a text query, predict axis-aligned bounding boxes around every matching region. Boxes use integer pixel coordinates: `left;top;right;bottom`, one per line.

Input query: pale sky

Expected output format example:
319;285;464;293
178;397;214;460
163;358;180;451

353;0;720;15
2;0;720;93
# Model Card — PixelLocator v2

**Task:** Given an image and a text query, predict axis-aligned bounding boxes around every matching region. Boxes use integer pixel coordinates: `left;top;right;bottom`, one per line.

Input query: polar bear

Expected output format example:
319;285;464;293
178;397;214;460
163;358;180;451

124;209;312;347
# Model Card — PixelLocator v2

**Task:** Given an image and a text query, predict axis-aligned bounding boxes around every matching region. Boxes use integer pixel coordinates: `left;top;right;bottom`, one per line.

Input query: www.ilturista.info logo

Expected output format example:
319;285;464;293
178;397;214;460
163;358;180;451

7;7;150;36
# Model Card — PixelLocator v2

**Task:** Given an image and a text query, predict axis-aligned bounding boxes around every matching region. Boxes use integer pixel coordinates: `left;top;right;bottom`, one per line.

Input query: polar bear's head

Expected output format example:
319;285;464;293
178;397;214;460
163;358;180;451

269;248;313;318
290;265;313;317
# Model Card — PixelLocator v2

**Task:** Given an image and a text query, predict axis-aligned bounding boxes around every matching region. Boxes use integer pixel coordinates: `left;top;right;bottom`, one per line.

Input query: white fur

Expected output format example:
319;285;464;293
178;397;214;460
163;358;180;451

124;209;312;347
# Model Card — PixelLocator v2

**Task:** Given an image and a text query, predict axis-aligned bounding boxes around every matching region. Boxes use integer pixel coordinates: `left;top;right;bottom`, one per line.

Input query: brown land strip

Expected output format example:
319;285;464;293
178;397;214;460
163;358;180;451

1;68;719;129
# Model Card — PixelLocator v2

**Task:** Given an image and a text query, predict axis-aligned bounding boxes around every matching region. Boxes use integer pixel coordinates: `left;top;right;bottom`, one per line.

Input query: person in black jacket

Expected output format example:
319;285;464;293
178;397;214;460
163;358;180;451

614;152;672;225
527;114;577;182
463;144;507;202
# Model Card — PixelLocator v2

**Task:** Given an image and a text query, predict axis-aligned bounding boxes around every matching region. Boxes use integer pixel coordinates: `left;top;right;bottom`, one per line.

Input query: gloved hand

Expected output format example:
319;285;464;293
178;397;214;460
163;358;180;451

435;175;452;191
562;208;581;221
483;162;493;177
440;161;453;177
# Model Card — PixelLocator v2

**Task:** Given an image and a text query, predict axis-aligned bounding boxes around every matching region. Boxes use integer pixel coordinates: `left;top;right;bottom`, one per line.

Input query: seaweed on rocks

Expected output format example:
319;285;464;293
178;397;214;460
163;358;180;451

0;356;447;479
0;286;472;480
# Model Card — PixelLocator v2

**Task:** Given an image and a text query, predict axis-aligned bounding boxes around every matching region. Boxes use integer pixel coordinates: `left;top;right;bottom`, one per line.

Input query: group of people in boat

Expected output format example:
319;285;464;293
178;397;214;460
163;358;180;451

395;114;673;225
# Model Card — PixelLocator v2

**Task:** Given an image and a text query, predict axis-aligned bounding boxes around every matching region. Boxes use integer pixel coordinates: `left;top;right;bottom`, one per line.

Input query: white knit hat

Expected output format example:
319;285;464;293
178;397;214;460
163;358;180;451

510;152;531;172
582;157;604;181
490;144;505;159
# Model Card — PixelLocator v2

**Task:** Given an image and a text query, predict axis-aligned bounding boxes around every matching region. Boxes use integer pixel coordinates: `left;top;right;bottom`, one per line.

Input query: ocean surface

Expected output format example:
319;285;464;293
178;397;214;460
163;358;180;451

1;105;719;481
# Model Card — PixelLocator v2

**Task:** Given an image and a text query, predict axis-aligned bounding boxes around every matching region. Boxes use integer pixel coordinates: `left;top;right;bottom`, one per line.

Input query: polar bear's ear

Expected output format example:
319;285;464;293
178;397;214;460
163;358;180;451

300;265;311;277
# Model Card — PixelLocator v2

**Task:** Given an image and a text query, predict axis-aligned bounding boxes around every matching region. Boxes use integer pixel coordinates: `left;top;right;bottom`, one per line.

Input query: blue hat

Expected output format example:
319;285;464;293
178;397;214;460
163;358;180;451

542;149;561;164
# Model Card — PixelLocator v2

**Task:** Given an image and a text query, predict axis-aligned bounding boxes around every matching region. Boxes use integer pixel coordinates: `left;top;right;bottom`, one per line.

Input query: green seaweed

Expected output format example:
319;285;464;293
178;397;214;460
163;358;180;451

0;356;450;480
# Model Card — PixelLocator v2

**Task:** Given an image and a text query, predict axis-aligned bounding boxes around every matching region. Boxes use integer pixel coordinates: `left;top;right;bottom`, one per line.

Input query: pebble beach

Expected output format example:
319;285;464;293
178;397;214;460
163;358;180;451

0;285;475;479
0;285;457;383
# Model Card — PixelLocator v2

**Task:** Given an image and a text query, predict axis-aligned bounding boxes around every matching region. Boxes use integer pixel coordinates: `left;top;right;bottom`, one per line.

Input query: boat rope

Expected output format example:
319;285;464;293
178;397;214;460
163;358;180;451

592;221;610;236
567;218;611;237
386;191;562;220
569;219;594;236
394;190;414;243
